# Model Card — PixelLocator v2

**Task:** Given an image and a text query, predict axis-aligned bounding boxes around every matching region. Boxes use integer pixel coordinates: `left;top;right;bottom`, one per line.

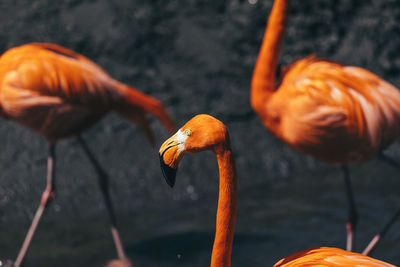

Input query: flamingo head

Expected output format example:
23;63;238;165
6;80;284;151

159;114;229;187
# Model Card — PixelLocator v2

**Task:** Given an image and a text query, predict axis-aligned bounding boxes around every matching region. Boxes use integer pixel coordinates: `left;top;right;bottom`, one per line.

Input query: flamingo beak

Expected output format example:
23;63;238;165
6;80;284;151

159;135;182;187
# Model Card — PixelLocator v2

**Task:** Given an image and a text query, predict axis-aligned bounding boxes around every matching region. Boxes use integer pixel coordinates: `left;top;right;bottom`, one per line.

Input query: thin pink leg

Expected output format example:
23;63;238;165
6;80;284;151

361;153;400;255
14;144;56;267
363;208;400;255
77;136;130;264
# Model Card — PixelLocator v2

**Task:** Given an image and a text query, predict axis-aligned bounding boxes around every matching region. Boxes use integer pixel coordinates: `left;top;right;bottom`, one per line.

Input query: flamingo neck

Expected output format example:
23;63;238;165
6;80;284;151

211;147;238;267
116;82;175;134
251;0;289;114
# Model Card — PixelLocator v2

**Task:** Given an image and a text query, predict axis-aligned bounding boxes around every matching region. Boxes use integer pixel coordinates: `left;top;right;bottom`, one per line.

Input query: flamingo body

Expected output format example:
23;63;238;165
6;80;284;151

274;247;395;267
0;43;175;142
253;56;400;164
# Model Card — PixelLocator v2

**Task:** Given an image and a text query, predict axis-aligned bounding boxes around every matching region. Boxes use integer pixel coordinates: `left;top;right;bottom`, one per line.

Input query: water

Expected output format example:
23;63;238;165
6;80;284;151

0;0;400;266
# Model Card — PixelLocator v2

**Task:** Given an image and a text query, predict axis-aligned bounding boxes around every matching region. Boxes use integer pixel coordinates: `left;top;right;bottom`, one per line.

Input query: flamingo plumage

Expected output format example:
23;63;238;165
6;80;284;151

251;0;400;253
0;42;175;267
274;247;395;267
159;114;395;267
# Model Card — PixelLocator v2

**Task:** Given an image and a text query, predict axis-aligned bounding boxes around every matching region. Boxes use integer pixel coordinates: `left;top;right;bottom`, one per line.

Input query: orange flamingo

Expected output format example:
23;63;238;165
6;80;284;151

159;114;395;267
251;0;400;253
0;42;175;267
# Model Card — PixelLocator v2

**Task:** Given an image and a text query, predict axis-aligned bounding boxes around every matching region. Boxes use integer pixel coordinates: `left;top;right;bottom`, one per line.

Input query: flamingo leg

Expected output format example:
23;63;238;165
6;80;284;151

362;208;400;255
361;153;400;255
14;144;56;267
341;165;358;252
76;135;129;263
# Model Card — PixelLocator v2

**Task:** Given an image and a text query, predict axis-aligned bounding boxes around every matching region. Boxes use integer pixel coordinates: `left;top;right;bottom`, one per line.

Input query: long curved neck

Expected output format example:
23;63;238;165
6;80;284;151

211;146;238;267
251;0;290;113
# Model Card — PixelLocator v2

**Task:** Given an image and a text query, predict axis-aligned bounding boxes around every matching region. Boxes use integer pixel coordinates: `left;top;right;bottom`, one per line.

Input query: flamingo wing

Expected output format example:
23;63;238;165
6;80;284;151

274;247;396;267
266;57;400;163
0;43;126;138
0;43;122;110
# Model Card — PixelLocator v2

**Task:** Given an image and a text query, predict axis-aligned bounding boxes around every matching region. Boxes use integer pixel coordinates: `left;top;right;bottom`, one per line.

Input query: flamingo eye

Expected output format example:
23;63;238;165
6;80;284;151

184;129;192;136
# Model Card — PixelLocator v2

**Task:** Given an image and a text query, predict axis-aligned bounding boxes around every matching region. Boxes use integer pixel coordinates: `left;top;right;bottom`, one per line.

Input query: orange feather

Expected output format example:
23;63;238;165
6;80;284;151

274;247;395;267
0;43;175;143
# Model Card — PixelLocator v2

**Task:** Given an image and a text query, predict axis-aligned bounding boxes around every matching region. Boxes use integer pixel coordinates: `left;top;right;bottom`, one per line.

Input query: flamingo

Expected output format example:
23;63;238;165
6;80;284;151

251;0;400;253
0;42;175;267
158;114;395;267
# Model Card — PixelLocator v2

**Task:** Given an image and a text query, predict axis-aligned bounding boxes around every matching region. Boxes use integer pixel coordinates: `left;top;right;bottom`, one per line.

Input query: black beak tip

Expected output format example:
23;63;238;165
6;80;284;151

159;154;177;188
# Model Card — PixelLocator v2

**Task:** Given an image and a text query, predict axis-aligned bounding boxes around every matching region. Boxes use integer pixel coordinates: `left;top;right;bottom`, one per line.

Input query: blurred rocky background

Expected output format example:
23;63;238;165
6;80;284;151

0;0;399;266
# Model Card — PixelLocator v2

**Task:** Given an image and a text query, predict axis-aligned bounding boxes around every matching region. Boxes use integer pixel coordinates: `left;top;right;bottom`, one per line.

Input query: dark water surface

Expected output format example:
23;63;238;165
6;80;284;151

1;0;400;266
